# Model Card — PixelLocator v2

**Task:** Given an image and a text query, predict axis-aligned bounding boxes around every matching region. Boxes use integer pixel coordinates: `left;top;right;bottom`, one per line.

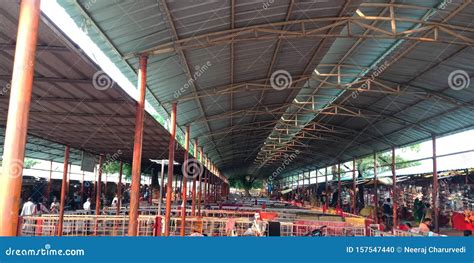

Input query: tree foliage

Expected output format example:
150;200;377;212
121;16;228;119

229;176;263;192
101;161;132;179
356;143;421;177
24;158;40;169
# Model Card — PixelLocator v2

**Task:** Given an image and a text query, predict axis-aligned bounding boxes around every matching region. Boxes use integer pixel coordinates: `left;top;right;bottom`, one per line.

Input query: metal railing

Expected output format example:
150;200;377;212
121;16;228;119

20;215;158;236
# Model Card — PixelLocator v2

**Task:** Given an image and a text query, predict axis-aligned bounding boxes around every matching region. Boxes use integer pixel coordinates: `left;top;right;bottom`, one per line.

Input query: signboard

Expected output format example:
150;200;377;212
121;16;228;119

81;151;96;172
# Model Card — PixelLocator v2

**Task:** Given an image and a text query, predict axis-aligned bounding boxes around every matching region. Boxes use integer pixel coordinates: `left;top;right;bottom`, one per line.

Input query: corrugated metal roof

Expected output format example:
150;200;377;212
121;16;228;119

0;0;185;167
55;0;474;179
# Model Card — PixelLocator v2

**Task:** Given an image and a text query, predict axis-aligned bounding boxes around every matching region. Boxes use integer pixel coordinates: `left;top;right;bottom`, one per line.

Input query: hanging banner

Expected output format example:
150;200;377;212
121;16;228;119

80;151;96;172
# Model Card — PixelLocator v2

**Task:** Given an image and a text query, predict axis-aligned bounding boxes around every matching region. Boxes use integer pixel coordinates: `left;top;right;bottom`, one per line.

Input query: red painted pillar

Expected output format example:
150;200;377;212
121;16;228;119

180;126;190;236
93;169;97;201
128;55;148;236
352;159;357;214
66;163;71;197
432;136;439;232
198;148;203;216
391;147;397;229
373;152;378;223
116;161;123;215
95;155;104;216
0;0;41;236
57;145;70;236
158;159;165;216
325;167;329;209
337;164;341;209
165;102;177;236
191;139;198;216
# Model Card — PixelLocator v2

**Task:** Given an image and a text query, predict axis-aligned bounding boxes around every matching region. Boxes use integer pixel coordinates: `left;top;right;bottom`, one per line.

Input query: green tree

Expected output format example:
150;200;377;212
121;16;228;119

356;143;421;178
229;176;263;196
24;158;40;169
101;161;131;179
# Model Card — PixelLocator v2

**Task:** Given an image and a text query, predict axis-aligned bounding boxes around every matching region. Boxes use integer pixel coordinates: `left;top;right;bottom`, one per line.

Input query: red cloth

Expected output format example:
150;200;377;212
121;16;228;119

260;212;278;220
452;212;474;231
398;224;409;231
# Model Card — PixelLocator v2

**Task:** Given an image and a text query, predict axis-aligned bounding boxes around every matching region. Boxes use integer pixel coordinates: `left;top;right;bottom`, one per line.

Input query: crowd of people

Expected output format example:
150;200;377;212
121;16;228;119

18;183;159;217
277;184;457;234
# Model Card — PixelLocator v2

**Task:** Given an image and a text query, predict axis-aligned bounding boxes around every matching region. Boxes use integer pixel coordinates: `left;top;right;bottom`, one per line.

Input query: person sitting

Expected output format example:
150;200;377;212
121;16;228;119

398;222;412;231
418;218;432;233
37;198;50;215
50;196;59;213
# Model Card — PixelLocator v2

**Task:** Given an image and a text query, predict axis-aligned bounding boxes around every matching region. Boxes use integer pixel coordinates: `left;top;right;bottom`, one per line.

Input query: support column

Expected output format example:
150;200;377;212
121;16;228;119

0;0;41;236
432;136;439;232
198;148;203;216
95;155;104;216
325;167;329;208
158;159;165;216
180;126;190;236
352;159;357;214
164;102;177;236
191;139;198;216
81;171;85;204
116;161;123;215
46;160;53;201
57;145;70;236
128;55;148;236
315;170;319;205
66;163;71;197
302;172;305;190
391;147;397;229
204;170;209;205
373;152;378;223
337;163;341;209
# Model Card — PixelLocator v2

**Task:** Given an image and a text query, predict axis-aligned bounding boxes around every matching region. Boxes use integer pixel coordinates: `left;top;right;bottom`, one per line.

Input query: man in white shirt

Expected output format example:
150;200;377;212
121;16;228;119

111;194;119;207
20;197;36;216
20;197;36;235
83;198;91;211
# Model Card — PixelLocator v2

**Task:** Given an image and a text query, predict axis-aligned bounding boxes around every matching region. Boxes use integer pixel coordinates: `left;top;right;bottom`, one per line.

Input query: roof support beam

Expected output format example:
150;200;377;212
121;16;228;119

125;12;474;58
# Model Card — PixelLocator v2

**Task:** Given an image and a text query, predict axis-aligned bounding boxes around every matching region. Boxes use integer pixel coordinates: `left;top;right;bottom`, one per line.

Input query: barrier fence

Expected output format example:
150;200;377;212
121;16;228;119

19;215;366;237
20;215;158;236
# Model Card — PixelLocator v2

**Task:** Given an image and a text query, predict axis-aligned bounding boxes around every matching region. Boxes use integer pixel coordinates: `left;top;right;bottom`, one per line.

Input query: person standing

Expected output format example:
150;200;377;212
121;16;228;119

83;198;92;212
20;197;36;216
